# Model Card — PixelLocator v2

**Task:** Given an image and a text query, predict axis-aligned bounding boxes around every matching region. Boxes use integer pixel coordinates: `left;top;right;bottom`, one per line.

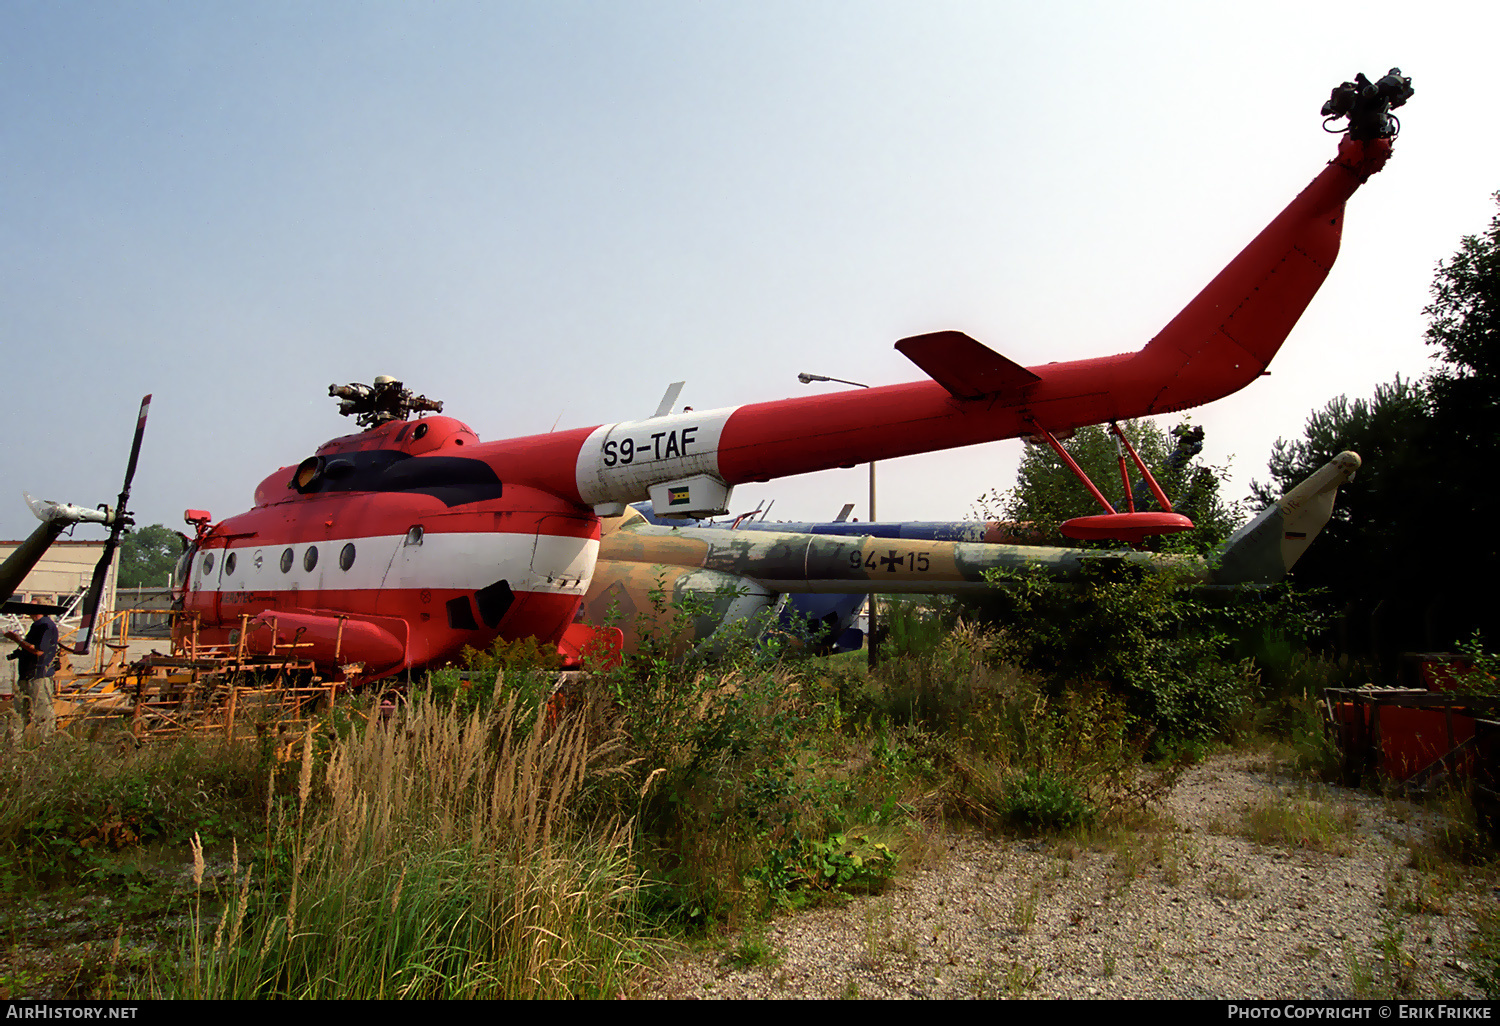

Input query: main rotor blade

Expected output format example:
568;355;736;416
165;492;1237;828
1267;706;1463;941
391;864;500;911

73;395;151;657
117;394;151;514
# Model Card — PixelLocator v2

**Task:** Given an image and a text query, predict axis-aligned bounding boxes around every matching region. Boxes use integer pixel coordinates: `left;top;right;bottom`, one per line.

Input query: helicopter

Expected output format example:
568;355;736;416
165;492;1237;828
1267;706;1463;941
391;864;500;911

2;396;151;659
171;73;1406;683
584;451;1361;655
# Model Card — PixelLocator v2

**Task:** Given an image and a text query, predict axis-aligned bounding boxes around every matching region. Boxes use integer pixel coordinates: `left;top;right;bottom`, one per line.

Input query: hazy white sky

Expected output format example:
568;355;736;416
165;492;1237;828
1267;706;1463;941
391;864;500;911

3;1;1495;539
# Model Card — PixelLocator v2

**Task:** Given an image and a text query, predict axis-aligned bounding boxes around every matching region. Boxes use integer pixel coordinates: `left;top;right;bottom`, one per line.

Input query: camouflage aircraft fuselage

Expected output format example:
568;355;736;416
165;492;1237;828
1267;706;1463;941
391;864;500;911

583;450;1360;654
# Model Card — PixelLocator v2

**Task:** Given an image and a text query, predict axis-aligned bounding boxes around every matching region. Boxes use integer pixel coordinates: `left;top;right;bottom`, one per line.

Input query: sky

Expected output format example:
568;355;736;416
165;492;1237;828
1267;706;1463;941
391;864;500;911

2;1;1496;541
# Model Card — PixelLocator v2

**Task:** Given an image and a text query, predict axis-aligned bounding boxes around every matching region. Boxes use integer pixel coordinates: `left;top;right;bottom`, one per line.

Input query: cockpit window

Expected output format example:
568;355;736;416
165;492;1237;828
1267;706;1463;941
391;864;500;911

177;544;199;586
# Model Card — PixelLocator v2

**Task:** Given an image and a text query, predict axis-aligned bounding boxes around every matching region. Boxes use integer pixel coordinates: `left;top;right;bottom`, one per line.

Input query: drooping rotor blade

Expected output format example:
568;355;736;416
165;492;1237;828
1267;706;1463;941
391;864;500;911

653;381;686;419
73;395;151;657
0;516;70;611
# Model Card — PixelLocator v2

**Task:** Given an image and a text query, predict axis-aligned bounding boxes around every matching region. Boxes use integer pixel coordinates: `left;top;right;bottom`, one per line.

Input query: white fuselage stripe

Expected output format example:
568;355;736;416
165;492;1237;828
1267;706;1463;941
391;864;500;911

191;533;599;597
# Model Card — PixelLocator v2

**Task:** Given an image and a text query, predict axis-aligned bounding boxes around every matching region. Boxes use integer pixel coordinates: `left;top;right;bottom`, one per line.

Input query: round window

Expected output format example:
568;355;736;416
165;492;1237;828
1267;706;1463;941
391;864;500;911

280;548;294;573
202;552;215;575
304;546;319;572
339;543;356;571
225;552;237;575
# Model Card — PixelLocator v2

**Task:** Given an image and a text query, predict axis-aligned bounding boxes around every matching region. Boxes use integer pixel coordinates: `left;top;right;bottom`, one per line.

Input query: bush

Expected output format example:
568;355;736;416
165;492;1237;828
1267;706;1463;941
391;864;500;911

1001;770;1095;832
972;559;1323;744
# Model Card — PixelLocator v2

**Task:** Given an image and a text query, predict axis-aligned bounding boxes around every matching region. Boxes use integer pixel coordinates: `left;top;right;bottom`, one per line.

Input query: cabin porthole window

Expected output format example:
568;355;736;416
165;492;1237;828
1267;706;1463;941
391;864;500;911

225;552;237;576
339;543;356;571
280;548;294;574
304;546;319;572
202;553;215;576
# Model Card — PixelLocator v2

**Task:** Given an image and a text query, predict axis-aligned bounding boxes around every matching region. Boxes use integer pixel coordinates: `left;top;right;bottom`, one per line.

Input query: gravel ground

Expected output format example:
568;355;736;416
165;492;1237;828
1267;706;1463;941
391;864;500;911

638;752;1494;1000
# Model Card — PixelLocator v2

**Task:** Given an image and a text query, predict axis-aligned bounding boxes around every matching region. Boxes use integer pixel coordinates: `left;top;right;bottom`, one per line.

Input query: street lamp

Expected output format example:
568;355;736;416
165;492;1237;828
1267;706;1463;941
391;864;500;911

798;371;880;669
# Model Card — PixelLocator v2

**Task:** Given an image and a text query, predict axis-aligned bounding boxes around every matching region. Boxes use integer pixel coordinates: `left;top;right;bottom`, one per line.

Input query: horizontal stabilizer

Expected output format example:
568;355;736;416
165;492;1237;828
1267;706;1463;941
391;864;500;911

895;331;1042;400
1061;511;1195;544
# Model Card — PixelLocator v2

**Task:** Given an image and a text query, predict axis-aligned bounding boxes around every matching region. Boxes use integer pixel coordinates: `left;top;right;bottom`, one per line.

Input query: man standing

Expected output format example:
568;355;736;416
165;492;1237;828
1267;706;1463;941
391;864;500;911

5;607;59;742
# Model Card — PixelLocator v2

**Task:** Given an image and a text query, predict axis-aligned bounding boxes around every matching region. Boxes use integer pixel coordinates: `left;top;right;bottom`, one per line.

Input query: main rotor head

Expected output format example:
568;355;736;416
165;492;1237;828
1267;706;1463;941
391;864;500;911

328;377;444;428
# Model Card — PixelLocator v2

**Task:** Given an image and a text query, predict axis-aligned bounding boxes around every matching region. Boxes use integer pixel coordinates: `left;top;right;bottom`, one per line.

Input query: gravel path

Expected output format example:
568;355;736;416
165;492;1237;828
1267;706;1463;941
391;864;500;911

638;752;1492;1000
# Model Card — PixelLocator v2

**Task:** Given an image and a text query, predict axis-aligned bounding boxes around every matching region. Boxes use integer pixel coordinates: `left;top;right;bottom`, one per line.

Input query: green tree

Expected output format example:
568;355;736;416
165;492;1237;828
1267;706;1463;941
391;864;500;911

118;524;183;588
1425;193;1500;433
981;419;1242;554
1248;377;1437;658
1251;194;1500;659
1422;192;1500;651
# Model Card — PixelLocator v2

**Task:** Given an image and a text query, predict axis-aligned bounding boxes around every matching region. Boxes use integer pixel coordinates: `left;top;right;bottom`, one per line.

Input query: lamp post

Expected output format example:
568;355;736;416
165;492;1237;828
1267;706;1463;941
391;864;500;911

797;372;880;669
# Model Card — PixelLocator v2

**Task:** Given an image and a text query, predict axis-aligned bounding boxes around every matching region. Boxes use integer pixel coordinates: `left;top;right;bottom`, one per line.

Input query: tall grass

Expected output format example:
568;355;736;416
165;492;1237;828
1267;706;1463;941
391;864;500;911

852;621;1163;833
0;732;264;884
164;692;649;999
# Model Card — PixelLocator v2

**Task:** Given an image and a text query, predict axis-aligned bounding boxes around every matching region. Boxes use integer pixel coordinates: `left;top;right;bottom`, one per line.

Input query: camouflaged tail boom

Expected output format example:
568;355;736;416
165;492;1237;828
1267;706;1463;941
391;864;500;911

582;451;1360;652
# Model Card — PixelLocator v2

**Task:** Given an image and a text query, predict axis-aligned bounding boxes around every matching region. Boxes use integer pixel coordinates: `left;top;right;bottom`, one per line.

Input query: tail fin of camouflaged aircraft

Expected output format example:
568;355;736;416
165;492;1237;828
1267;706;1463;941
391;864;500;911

1209;451;1360;586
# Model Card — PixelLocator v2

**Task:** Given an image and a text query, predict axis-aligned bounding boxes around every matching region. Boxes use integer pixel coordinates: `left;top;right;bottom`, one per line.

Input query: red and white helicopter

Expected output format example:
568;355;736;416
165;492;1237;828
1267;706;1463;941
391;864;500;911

172;71;1410;682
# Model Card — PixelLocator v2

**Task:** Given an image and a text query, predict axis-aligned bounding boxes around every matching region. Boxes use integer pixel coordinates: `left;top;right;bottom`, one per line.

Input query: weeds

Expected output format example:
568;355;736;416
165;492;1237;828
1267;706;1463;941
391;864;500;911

1236;790;1357;854
1153;831;1188;886
724;927;780;970
1345;919;1424;999
1011;885;1040;934
1206;869;1252;900
1466;904;1500;999
859;902;892;971
971;960;1043;999
1408;783;1498;869
0;734;265;885
1001;771;1095;833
